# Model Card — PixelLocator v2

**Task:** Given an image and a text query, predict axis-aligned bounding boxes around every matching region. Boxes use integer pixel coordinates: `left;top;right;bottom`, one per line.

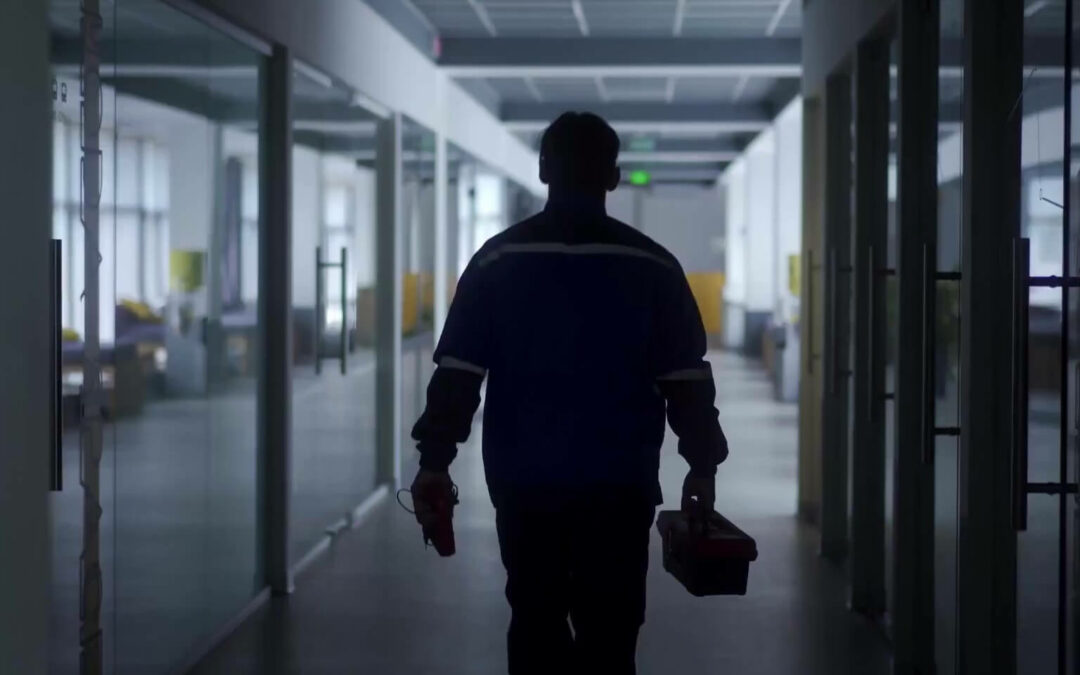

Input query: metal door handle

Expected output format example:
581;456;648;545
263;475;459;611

339;246;347;375
1012;237;1030;531
828;248;838;396
867;244;877;423
806;250;814;375
50;239;63;491
315;246;323;375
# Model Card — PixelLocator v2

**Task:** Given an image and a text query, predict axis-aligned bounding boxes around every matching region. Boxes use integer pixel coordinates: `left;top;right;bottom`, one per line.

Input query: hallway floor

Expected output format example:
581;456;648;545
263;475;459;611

190;352;892;674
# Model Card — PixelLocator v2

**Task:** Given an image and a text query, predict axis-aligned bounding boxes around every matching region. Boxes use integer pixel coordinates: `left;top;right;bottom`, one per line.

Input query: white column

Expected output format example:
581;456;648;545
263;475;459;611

433;131;449;341
744;129;777;314
722;160;747;349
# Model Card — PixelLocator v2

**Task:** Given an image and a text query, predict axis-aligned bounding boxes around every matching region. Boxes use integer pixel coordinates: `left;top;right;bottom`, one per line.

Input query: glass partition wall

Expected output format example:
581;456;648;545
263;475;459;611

288;67;381;566
1015;1;1075;672
400;119;437;458
47;0;267;672
883;39;900;638
48;4;120;669
933;1;964;671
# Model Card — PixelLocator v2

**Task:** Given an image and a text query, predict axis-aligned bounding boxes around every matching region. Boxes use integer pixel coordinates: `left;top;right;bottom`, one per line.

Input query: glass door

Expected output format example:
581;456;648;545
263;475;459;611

289;66;381;565
883;38;900;637
108;3;267;671
48;1;269;672
1015;1;1077;672
47;0;118;670
933;1;965;672
400;118;437;465
1070;3;1080;666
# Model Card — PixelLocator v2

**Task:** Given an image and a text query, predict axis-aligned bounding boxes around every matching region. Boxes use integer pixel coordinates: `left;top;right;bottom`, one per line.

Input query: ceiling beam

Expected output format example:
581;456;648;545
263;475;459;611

515;135;748;153
623;137;746;153
501;101;773;135
439;37;802;78
619;150;740;164
466;0;498;36
672;0;687;37
571;0;590;37
765;0;795;37
361;0;439;58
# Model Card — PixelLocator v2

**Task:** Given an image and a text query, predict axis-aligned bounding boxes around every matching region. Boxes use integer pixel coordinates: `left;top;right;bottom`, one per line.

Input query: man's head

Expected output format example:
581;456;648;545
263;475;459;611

539;112;620;196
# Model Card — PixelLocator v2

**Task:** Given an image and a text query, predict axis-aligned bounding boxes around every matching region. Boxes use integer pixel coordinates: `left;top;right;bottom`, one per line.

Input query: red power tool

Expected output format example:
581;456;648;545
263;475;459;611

399;479;460;557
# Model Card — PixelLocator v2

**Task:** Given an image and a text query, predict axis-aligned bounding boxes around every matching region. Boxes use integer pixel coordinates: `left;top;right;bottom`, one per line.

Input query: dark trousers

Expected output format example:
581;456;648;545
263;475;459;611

495;491;656;675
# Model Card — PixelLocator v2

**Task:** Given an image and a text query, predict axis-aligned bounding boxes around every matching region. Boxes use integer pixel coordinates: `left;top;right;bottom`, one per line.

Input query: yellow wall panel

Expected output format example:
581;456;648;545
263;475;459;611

685;272;725;335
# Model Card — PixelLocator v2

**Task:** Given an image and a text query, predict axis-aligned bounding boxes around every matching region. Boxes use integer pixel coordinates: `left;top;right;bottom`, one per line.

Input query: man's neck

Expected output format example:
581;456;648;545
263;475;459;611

545;190;607;216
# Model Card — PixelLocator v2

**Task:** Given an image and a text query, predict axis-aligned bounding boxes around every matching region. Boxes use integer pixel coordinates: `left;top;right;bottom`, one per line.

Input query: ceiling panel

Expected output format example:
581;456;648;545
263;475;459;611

603;76;670;101
737;76;776;102
411;0;491;35
411;0;801;38
673;75;741;102
533;76;606;102
486;75;784;106
486;77;542;101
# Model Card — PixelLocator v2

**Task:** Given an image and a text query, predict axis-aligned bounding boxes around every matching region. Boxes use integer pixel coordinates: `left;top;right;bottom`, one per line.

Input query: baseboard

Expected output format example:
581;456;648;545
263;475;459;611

175;586;271;675
349;483;390;529
292;484;391;580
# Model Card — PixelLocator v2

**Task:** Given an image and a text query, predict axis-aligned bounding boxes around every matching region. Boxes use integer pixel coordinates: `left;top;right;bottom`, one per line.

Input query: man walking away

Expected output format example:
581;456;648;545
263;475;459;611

410;111;729;675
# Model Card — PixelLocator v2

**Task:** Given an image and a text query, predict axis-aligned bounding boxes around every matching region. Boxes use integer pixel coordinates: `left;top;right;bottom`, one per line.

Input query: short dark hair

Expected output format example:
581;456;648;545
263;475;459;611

539;112;620;191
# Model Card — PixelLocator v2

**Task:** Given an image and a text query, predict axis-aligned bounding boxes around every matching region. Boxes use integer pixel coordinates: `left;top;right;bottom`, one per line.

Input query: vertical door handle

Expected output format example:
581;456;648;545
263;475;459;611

920;243;935;466
50;239;63;491
340;247;347;375
1012;237;1030;531
315;246;323;375
806;249;815;375
1073;361;1080;435
867;244;877;423
827;248;838;396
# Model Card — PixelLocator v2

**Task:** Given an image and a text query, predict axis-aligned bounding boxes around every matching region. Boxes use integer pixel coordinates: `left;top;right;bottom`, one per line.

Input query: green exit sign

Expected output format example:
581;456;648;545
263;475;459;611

628;170;652;186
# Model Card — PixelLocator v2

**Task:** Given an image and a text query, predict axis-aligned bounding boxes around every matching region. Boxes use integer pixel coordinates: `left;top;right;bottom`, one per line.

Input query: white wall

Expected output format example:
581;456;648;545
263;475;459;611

721;98;806;315
352;166;377;288
720;96;804;366
743;128;778;312
724;159;748;305
774;98;804;321
607;184;724;272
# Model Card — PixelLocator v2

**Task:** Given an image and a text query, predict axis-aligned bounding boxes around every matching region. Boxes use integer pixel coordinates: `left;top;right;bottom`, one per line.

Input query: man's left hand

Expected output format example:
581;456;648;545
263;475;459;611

681;470;715;516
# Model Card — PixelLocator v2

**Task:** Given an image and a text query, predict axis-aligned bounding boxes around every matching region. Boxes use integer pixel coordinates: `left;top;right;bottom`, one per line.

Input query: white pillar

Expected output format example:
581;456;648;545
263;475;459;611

433;132;449;341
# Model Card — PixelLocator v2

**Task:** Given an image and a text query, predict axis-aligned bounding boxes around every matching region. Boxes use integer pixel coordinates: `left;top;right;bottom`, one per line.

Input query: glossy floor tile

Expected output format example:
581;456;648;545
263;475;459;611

190;352;892;674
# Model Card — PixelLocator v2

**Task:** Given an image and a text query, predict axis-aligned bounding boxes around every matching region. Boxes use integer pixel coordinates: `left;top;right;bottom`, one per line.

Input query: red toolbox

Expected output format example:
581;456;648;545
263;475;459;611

656;510;758;597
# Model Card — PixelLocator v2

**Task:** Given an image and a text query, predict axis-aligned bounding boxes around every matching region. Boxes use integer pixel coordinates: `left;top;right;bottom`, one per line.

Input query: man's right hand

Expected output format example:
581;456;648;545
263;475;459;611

410;468;454;528
681;469;716;516
410;468;458;556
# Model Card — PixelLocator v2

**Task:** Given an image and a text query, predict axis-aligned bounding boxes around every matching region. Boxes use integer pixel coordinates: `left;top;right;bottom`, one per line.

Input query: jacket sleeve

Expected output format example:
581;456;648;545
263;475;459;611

411;256;489;472
652;264;729;476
